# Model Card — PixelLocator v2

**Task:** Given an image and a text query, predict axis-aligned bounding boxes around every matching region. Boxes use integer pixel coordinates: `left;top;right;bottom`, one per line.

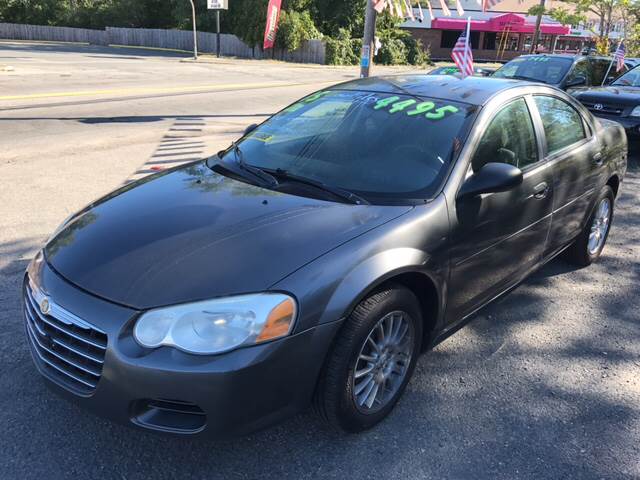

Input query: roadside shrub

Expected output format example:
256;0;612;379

276;10;322;52
325;28;359;65
376;36;409;65
375;29;431;67
404;38;431;67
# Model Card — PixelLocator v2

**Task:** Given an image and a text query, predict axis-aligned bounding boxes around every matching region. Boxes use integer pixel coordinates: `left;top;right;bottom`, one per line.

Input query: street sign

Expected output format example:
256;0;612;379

207;0;228;9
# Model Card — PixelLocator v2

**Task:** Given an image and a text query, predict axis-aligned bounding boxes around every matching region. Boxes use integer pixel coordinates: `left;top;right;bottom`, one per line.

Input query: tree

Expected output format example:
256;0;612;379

554;0;622;40
224;0;269;48
310;0;367;38
275;10;322;51
528;2;586;53
0;0;66;25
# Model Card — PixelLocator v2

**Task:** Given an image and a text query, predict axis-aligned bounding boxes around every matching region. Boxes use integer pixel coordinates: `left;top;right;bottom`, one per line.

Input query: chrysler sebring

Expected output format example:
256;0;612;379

24;75;627;438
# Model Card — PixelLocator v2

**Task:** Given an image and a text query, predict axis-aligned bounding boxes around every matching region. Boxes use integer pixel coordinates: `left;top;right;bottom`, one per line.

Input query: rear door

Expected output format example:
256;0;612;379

447;96;554;321
530;95;601;256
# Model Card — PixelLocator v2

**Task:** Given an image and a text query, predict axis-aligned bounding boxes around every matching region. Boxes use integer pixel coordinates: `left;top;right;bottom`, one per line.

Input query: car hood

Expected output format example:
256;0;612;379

575;86;640;106
45;162;412;310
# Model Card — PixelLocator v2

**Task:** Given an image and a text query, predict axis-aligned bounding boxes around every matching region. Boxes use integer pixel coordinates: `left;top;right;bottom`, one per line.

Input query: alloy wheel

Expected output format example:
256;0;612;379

352;311;415;413
588;197;611;256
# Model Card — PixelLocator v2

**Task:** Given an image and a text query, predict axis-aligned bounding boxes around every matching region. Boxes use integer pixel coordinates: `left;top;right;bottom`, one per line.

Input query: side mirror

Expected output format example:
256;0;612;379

458;162;523;199
565;75;586;88
244;123;258;136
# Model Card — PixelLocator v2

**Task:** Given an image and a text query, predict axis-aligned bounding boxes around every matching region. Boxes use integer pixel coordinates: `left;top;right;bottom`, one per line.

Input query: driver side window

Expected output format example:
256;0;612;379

471;98;538;172
566;59;590;85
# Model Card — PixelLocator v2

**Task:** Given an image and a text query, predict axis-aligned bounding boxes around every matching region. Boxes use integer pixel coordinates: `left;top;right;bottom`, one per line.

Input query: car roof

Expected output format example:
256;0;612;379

514;53;612;62
332;74;538;107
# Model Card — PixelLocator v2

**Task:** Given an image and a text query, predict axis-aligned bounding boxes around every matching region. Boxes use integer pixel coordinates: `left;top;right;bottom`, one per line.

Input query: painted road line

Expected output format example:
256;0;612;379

0;81;301;102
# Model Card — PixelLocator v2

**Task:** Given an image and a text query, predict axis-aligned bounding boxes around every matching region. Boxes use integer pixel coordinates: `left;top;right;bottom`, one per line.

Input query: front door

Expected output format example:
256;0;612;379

446;96;554;323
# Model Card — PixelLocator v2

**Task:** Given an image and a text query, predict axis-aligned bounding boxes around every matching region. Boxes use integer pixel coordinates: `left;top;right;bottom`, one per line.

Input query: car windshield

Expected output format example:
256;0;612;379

612;66;640;86
215;89;473;203
493;56;573;84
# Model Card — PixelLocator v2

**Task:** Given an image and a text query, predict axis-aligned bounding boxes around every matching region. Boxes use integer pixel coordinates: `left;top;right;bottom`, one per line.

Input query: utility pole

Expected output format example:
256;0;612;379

530;0;545;54
216;10;221;58
189;0;198;60
360;0;377;78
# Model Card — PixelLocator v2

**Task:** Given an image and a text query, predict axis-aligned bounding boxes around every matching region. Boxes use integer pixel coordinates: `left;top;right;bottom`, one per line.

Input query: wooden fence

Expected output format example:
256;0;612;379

0;23;326;64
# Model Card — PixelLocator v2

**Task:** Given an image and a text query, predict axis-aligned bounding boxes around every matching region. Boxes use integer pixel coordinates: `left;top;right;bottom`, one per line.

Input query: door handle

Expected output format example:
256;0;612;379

533;182;549;199
592;152;604;166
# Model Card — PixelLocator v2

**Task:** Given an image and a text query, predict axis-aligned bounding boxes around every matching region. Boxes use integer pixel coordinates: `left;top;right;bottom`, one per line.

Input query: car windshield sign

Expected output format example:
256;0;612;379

493;56;573;84
218;90;471;202
612;66;640;86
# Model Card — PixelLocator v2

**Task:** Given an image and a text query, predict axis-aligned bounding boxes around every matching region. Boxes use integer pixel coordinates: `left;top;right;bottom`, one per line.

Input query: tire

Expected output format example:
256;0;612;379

314;284;423;433
564;185;615;267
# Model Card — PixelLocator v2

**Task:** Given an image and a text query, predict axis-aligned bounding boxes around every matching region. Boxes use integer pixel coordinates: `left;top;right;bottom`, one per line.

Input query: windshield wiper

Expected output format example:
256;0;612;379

217;142;278;188
507;74;547;83
265;168;369;205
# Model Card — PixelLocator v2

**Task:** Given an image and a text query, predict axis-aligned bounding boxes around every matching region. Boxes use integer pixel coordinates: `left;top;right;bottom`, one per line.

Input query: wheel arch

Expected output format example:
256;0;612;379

338;266;444;350
607;174;620;197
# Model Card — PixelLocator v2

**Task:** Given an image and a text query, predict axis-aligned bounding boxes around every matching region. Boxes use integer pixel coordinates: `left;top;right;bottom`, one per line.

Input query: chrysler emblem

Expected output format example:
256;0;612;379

39;298;51;315
593;103;604;110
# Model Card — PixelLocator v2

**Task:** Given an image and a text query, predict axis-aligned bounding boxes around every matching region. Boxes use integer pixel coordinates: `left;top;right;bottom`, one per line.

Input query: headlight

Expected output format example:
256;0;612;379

630;106;640;117
133;293;297;355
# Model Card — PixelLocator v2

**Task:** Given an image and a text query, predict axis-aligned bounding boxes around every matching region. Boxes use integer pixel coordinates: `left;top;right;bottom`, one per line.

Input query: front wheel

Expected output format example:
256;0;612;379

565;185;614;267
314;285;423;432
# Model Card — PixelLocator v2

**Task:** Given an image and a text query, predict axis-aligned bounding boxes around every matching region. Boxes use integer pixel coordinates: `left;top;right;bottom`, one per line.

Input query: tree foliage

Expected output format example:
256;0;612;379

276;10;321;51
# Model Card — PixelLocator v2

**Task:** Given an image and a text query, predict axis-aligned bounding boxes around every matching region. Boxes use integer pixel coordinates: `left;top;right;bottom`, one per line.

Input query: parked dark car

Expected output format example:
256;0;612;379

25;76;627;439
573;65;640;138
429;65;495;77
493;54;628;91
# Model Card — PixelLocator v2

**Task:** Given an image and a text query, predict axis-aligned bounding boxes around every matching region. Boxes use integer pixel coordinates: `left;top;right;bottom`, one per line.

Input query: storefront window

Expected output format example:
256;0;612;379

440;30;480;49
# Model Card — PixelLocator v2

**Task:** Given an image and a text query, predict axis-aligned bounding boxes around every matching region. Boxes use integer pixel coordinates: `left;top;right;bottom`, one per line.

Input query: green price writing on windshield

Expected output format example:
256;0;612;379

374;96;459;120
283;91;331;113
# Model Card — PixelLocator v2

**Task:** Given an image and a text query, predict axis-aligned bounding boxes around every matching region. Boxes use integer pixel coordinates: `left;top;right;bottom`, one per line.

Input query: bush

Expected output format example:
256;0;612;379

375;29;431;67
376;37;409;65
325;28;359;65
404;38;431;67
275;10;322;52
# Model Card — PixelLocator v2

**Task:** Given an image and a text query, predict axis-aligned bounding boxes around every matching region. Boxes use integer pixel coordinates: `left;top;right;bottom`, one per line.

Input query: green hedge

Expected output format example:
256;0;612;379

375;29;431;66
275;10;322;52
325;28;360;65
326;27;431;67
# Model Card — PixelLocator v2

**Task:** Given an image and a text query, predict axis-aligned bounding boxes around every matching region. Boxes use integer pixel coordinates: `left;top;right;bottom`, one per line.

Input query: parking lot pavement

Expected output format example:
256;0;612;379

1;42;639;480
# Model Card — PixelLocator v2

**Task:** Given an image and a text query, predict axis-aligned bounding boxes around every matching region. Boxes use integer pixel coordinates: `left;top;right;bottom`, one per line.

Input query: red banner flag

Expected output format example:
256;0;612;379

263;0;282;50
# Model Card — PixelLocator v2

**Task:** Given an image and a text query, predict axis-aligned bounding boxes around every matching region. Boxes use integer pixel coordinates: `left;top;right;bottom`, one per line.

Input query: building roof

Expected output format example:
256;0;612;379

402;7;564;30
332;74;536;106
431;13;570;35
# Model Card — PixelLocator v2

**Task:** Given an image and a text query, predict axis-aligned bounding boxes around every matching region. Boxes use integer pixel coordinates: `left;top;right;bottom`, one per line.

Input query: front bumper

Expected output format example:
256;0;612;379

24;259;342;438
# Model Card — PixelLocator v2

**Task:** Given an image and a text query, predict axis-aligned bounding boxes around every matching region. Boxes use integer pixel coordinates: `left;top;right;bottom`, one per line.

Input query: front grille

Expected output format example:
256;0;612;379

24;280;107;396
582;102;624;116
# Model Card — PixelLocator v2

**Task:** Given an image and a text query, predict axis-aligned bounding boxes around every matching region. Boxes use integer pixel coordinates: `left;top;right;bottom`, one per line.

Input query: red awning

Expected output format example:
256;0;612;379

431;13;571;35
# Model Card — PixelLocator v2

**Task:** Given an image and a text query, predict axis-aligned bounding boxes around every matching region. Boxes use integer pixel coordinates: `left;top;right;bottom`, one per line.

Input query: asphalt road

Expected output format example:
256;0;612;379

1;42;639;480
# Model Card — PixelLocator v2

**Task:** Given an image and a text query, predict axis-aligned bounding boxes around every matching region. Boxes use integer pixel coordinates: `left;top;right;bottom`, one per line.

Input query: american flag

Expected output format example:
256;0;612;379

614;41;626;72
451;19;474;78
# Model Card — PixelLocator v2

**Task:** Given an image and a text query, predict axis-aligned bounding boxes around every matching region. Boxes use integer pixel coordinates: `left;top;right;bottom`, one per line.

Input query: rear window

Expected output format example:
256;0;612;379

230;90;474;202
493;56;573;84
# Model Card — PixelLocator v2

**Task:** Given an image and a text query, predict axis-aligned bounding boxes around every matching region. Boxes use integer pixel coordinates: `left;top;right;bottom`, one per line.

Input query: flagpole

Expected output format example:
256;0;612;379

602;57;614;86
462;17;471;77
602;39;621;86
